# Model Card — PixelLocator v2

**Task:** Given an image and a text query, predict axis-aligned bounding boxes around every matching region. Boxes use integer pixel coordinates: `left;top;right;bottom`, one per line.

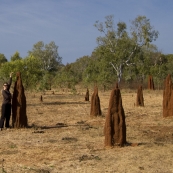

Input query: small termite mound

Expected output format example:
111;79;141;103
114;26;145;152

90;86;101;117
136;85;144;106
148;75;155;90
40;95;43;102
85;88;89;101
163;74;173;117
104;83;126;147
12;72;28;128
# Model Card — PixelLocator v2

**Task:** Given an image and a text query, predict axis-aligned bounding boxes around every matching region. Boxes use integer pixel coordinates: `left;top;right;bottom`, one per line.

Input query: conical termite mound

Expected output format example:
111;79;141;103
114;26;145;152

163;74;173;117
104;83;126;147
136;85;144;106
90;86;101;117
85;88;89;101
40;95;43;102
148;75;155;90
12;72;28;128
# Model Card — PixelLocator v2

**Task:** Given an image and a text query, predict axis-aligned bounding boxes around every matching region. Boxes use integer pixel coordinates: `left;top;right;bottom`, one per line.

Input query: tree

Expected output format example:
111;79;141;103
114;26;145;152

133;45;163;85
83;54;100;85
39;71;56;90
0;59;25;82
130;16;159;47
165;54;173;76
11;51;22;61
94;16;134;84
0;55;43;90
83;47;116;89
70;56;91;83
61;64;77;88
0;53;8;66
94;15;159;84
150;52;167;89
28;41;62;72
22;55;43;90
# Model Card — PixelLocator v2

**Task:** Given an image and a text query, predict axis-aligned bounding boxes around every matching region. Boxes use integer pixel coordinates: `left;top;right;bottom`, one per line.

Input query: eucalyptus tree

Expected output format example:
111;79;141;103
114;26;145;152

83;47;116;89
0;53;8;66
28;41;62;72
94;16;134;84
129;45;160;83
165;54;173;76
55;63;78;89
94;15;159;84
28;41;62;90
11;51;22;61
0;55;43;90
23;56;42;90
130;16;159;47
83;52;100;85
0;59;25;82
70;55;91;82
22;55;43;90
149;52;167;89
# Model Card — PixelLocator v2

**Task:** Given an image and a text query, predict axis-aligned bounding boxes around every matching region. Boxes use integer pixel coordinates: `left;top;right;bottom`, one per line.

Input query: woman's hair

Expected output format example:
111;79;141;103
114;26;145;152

3;82;9;86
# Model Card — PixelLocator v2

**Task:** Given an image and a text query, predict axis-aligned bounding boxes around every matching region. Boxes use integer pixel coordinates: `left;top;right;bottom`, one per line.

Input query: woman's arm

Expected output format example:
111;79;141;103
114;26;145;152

8;72;13;89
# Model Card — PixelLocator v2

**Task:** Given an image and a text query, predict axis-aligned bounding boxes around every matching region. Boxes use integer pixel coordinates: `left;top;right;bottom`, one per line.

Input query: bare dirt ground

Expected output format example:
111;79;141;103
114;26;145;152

0;88;173;173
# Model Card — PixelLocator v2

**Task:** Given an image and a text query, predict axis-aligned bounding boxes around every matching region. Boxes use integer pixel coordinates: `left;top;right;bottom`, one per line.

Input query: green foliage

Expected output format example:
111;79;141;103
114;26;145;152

11;51;22;61
54;64;78;89
0;59;24;82
0;55;43;90
131;15;159;47
0;15;170;91
165;54;173;76
94;15;159;85
71;56;91;82
0;53;8;66
83;47;116;87
22;55;43;90
38;71;57;91
28;41;62;72
54;55;97;89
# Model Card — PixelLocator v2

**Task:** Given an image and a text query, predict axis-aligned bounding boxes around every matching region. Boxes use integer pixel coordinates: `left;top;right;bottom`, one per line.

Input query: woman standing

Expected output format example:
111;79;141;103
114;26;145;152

0;72;13;130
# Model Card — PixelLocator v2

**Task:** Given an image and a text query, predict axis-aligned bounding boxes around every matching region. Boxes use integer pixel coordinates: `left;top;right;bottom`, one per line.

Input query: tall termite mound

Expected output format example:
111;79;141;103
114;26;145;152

148;75;155;90
90;86;101;117
136;85;144;106
85;88;89;101
12;72;28;128
104;84;126;147
163;74;173;117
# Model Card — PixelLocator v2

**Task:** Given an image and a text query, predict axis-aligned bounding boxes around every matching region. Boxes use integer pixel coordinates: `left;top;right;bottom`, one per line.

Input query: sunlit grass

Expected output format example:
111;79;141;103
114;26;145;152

0;89;173;172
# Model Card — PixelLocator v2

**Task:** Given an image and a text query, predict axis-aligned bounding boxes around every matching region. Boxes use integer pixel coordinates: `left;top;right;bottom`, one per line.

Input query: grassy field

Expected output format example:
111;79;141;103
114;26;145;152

0;88;173;173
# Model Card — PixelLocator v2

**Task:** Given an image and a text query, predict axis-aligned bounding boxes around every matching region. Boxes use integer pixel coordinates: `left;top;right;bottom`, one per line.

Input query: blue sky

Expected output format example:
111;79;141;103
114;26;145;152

0;0;172;64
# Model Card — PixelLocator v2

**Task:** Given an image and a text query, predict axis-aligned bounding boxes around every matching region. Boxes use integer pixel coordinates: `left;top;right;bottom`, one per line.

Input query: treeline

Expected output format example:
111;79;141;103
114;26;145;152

65;53;173;90
0;15;172;91
0;41;62;91
64;15;173;90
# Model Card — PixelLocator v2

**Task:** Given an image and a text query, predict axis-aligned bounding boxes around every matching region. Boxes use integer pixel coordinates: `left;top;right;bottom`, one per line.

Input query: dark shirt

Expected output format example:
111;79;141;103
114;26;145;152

2;77;12;104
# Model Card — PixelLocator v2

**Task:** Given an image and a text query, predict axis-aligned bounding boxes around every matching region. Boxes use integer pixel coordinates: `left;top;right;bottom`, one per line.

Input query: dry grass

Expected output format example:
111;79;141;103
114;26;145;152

0;89;173;173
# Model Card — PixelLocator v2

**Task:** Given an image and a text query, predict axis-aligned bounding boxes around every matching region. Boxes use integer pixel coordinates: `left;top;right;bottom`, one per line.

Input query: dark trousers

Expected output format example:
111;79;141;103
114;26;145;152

0;103;11;128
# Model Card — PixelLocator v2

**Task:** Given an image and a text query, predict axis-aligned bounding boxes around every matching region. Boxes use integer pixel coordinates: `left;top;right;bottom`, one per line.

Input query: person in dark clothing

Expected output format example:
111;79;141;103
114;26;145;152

0;72;13;130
